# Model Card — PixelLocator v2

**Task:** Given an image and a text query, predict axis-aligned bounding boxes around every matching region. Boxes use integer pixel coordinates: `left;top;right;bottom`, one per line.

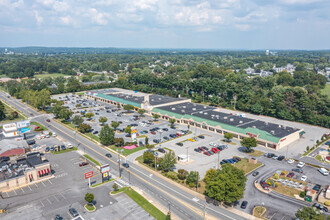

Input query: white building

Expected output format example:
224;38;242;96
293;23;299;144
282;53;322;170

2;121;30;138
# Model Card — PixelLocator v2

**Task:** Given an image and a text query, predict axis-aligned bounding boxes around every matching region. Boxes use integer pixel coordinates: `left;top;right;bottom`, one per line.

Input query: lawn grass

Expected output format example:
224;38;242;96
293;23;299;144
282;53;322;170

321;83;330;97
84;204;96;211
124;187;167;220
272;183;302;198
137;135;148;139
221;139;237;145
247;149;264;157
110;187;127;195
253;206;266;219
52;147;77;154
34;73;69;79
108;145;146;156
83;154;101;166
77;92;85;96
31;121;48;131
91;178;115;188
84;133;100;142
233;158;263;174
0;101;27;123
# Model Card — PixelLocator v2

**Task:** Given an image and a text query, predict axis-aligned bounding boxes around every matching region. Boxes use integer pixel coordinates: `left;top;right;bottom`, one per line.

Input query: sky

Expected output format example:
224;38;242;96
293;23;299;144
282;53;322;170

0;0;330;49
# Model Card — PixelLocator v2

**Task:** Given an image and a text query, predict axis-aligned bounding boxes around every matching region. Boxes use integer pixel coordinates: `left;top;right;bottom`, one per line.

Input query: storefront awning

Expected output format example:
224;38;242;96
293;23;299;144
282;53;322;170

47;168;50;174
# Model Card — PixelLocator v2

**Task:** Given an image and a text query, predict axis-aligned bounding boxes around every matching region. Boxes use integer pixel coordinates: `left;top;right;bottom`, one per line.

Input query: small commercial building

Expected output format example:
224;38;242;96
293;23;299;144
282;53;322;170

0;152;51;192
2;120;31;138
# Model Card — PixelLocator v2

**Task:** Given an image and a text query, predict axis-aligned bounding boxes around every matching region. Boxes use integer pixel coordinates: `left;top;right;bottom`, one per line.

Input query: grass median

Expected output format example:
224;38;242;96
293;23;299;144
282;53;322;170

113;187;167;219
52;147;77;154
92;179;115;188
83;154;101;166
108;145;146;156
233;158;263;174
31;121;48;131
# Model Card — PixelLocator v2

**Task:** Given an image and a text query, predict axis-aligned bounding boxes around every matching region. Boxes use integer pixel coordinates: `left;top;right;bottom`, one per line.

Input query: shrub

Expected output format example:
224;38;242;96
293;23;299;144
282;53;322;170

49;132;53;136
299;191;306;198
273;173;279;179
274;182;279;187
188;182;195;188
306;146;309;151
177;169;188;180
281;171;286;176
325;201;330;206
166;172;178;180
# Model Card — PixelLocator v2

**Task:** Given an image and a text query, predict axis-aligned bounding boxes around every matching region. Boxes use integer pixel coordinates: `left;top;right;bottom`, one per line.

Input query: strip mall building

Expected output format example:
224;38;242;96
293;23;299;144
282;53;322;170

85;88;304;151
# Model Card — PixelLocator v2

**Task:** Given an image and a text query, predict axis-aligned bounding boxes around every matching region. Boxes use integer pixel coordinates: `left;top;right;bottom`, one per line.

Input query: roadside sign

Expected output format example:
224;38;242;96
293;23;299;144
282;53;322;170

100;164;110;173
85;171;93;179
121;149;124;152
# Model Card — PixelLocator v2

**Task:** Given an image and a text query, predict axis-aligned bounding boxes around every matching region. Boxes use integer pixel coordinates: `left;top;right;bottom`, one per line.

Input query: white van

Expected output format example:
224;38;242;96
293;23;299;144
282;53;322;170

318;168;329;176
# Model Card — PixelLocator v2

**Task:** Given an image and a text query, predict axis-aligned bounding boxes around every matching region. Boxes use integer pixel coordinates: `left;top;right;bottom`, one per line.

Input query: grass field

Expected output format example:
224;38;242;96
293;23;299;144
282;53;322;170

0;101;27;123
247;149;264;157
34;73;69;79
253;206;266;219
233;158;263;174
321;84;330;97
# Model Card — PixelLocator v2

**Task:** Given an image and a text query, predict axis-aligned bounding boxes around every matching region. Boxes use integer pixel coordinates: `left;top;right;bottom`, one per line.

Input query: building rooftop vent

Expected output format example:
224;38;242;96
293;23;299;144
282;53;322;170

192;108;196;110
203;106;207;109
151;99;154;101
270;130;275;134
159;98;161;100
239;121;243;123
224;117;228;119
204;112;208;115
252;126;256;128
181;110;185;112
230;118;234;121
278;125;281;128
211;115;214;117
171;108;176;110
183;106;186;108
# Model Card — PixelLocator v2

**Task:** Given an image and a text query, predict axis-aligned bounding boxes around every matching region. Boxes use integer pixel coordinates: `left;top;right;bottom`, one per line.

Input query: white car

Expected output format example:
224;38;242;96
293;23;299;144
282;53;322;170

300;175;307;181
297;161;305;168
318;168;329;176
287;159;295;164
67;143;73;149
52;132;57;137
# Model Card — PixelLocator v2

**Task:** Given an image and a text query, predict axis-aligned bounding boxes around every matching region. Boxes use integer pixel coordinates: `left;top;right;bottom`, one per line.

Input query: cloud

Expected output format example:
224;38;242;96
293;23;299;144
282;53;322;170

34;10;43;24
87;8;109;25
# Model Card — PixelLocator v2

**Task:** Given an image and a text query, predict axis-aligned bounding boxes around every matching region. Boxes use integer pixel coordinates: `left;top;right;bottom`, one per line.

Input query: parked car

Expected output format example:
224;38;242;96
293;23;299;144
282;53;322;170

55;214;63;220
163;136;169;140
292;168;303;173
233;157;241;161
297;161;305;168
162;128;168;131
79;162;89;167
27;140;36;145
201;146;209;151
267;153;275;158
318;168;329;176
313;184;322;192
153;139;160;143
176;142;183;146
105;153;112;158
93;131;99;134
272;155;279;160
198;135;205;139
69;208;79;217
287;159;295;164
122;163;129;168
61;145;66;150
313;203;328;212
194;148;201;153
300;175;307;181
46;119;51;122
151;131;156;135
277;156;285;161
241;201;248;209
252;171;259;177
169;134;176;138
204;151;211;156
45;147;50;152
287;172;295;178
67;143;73;149
260;181;269;190
158;148;166;153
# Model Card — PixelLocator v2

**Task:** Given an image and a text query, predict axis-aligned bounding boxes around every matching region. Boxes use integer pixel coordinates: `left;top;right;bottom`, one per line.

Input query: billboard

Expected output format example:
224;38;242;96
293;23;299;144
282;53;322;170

100;164;110;173
18;127;31;134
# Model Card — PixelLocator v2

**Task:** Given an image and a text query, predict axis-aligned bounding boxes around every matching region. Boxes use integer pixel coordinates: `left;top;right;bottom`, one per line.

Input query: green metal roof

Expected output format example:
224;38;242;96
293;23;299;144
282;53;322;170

151;108;184;119
96;93;141;108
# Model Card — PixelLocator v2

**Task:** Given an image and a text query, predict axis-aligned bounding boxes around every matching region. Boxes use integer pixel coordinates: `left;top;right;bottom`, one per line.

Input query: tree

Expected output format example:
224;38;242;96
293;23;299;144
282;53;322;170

177;169;189;180
72;115;84;126
99;116;108;125
160;151;176;171
186;171;200;188
0;101;5;120
169;118;176;126
204;168;217;184
145;136;149;145
85;112;94;119
153;114;160;121
114;138;124;147
240;137;257;152
124;126;131;135
205;164;247;204
11;111;18;118
138;109;146;117
84;193;94;205
99;124;115;146
123;104;134;112
79;123;91;133
111;121;120;130
58;108;73;120
143;151;155;164
295;207;326;220
112;183;119;191
224;132;234;141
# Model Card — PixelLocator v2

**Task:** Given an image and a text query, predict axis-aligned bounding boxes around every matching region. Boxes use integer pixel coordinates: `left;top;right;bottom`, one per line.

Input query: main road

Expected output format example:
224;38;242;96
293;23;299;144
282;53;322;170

0;92;248;220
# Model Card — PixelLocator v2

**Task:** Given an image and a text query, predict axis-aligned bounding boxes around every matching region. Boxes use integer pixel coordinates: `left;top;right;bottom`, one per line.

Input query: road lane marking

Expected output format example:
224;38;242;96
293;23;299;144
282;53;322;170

47;198;51;204
5;192;9;197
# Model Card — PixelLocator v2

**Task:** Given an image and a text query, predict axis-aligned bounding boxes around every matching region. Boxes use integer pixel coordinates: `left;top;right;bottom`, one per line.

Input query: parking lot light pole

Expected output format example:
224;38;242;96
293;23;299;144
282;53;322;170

154;157;157;171
117;149;121;177
186;147;189;162
217;151;220;169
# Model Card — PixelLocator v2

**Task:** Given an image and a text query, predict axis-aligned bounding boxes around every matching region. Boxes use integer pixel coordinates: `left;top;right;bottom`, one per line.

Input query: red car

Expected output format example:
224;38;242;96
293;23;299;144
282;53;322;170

212;148;220;153
46;119;51;122
151;131;156;135
326;156;330;161
79;162;89;167
136;133;139;137
204;151;211;156
176;133;182;137
287;172;294;178
197;147;203;152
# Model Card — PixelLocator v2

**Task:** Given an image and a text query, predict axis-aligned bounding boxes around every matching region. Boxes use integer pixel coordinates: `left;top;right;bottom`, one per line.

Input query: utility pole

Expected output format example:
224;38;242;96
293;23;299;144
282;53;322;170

203;202;206;220
154;157;157;171
217;151;220;169
117;149;121;177
186;147;189;162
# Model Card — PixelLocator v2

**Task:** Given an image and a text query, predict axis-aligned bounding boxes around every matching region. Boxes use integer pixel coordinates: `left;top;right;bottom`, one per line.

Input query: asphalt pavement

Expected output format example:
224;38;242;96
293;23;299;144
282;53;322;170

0;92;248;220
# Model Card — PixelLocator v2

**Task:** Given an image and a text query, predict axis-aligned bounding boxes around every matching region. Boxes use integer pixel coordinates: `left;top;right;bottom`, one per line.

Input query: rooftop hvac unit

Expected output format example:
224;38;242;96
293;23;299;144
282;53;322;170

159;98;162;100
278;125;281;128
183;106;186;108
216;115;219;118
192;108;196;110
239;121;243;123
171;108;176;110
151;99;154;101
230;118;234;121
252;126;256;128
270;130;275;134
211;115;214;117
204;112;208;115
203;106;207;108
181;110;185;112
199;111;203;114
224;117;228;119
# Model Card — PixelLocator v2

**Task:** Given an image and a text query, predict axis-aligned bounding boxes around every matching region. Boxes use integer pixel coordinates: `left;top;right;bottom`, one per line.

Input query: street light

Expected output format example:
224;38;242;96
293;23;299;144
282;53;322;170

186;147;189;162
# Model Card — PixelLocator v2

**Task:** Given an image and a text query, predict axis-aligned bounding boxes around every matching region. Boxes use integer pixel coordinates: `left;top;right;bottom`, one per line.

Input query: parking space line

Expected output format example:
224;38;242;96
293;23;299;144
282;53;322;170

48;179;53;185
47;198;51;204
41;181;46;187
5;192;9;197
28;185;32;191
21;188;24;193
34;183;39;188
13;190;17;195
60;193;66;200
40;200;45;207
54;195;59;202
